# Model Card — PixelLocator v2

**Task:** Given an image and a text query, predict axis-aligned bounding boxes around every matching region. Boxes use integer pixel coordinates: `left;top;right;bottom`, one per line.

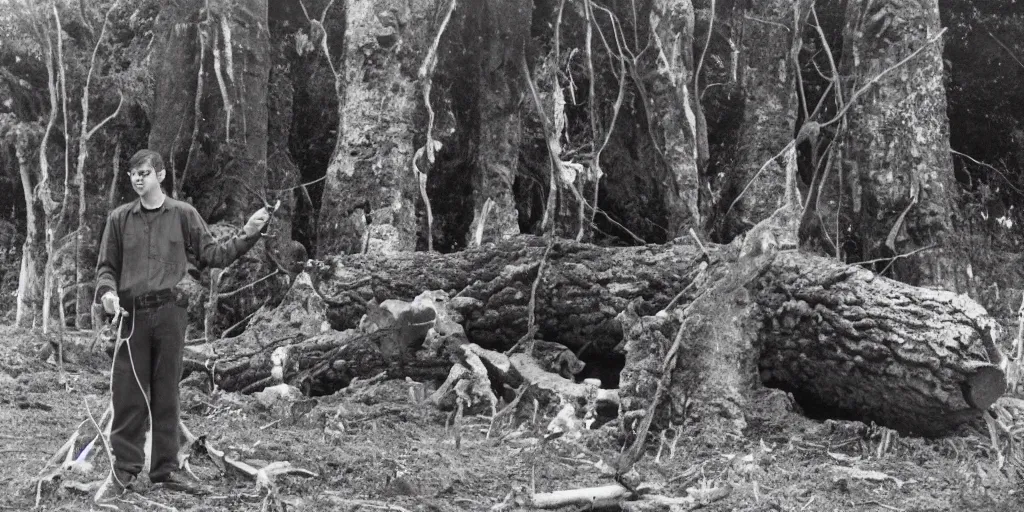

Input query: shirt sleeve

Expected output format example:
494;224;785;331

184;206;262;269
95;212;121;301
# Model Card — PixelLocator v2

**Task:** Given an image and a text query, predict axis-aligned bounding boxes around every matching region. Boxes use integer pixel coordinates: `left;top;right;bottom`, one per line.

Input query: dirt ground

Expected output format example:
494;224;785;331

1;324;1021;512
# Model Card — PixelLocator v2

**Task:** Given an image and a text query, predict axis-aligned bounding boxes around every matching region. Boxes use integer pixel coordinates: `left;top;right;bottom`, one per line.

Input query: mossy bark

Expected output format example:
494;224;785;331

149;0;273;334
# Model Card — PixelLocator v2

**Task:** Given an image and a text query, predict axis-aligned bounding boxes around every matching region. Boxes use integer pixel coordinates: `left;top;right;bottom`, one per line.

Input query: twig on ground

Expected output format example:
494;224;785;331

688;228;708;258
854;501;905;512
487;384;529;439
125;493;179;512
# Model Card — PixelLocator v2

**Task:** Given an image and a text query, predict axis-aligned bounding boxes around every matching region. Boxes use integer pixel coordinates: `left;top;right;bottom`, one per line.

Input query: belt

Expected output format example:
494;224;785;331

128;289;176;310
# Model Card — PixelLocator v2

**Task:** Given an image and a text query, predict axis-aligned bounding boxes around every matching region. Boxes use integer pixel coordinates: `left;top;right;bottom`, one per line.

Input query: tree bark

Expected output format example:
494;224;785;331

149;0;269;223
316;236;708;353
757;251;1003;436
464;0;531;245
316;0;430;256
644;0;704;237
306;236;1003;435
11;123;44;328
837;0;959;288
714;0;809;242
187;329;452;397
148;0;272;334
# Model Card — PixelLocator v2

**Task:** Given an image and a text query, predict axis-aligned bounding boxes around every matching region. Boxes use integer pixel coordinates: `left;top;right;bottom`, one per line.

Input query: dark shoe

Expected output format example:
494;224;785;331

95;469;136;501
151;471;209;495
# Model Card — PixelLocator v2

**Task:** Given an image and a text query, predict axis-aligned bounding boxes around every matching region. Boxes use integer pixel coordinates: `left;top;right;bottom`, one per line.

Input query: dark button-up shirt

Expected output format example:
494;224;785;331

95;197;260;301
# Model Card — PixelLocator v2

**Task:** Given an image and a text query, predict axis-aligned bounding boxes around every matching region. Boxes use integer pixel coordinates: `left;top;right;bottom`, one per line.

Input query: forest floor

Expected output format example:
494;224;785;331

1;324;1022;512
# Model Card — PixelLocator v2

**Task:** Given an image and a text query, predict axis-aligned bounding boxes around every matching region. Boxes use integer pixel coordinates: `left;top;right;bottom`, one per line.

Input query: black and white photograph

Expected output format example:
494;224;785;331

1;0;1023;510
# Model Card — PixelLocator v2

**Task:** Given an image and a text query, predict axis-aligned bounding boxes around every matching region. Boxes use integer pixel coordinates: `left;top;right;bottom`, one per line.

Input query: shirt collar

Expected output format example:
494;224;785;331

129;197;170;214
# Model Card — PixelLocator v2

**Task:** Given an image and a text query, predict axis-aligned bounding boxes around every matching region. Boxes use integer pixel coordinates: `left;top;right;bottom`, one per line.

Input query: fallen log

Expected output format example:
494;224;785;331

315;236;709;354
185;329;451;396
755;252;1006;436
307;236;1005;436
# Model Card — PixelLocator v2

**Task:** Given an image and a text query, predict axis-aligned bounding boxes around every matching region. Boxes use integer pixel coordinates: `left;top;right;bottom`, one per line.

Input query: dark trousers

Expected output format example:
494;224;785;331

111;303;187;480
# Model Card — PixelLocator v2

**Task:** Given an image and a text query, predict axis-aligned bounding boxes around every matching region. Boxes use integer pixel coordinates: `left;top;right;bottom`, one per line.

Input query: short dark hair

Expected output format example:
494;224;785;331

128;149;164;171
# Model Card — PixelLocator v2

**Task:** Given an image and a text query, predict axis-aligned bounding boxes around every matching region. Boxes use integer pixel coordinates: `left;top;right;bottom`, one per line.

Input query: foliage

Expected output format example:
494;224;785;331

941;1;1024;249
0;0;159;328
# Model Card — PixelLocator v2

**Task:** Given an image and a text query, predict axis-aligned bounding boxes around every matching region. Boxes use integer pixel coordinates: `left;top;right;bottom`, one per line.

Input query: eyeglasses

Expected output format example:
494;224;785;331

127;170;154;179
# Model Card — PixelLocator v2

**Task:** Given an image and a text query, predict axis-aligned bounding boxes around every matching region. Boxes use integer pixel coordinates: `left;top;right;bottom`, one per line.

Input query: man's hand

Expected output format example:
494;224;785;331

243;207;271;237
101;291;122;315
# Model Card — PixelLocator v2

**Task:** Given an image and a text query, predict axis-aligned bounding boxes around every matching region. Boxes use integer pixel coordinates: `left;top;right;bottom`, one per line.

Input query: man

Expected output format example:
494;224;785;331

94;149;270;499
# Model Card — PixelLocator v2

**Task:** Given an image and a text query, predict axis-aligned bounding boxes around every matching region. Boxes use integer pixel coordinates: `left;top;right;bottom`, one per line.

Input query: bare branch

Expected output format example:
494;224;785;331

521;55;560;234
951;149;1024;197
54;2;71;222
987;30;1024;72
809;5;844;120
211;16;232;142
417;0;456;164
722;140;797;223
218;269;281;299
505;239;555;356
86;92;123;139
694;0;716;98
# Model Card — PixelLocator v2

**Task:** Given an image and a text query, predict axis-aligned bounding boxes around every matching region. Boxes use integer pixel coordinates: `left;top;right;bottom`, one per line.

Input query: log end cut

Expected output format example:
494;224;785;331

962;362;1007;411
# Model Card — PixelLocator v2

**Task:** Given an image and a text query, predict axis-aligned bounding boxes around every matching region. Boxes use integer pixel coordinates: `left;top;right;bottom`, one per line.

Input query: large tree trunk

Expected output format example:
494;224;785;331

148;0;272;335
714;0;809;242
149;0;270;223
316;0;429;256
300;236;1004;435
464;0;531;244
837;0;959;288
644;0;704;237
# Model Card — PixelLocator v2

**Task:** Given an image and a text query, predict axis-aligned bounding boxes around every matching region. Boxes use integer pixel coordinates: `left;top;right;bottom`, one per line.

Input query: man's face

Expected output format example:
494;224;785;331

127;163;164;197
